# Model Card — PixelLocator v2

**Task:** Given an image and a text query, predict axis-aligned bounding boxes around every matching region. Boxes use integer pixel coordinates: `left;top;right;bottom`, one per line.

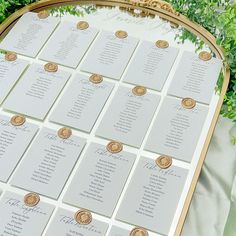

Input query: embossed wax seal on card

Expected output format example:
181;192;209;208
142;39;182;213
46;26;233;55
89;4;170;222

24;192;40;207
132;86;147;96
10;115;26;126
77;21;89;30
5;52;17;61
58;127;72;139
115;30;128;39
130;227;149;236
37;10;49;19
181;97;196;109
199;51;212;61
74;210;92;225
156;40;169;49
107;141;123;153
155;155;172;169
89;74;103;84
44;62;58;72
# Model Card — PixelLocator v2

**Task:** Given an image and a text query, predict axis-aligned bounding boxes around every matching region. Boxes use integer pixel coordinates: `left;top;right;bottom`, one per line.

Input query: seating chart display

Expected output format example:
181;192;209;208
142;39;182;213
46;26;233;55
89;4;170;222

0;1;229;236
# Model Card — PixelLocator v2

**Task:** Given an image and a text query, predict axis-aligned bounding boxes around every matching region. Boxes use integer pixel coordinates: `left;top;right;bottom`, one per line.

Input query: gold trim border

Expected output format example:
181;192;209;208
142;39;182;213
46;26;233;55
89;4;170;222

0;1;230;236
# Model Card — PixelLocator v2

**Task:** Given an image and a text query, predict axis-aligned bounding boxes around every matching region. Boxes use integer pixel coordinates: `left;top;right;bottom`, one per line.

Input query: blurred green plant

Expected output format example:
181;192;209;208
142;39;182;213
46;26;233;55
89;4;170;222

0;0;37;22
231;135;236;145
50;5;96;17
167;0;236;122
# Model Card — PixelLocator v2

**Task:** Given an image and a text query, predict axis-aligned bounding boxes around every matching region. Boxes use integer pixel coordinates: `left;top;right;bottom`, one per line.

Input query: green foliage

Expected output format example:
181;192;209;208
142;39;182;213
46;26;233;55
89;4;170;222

50;5;96;17
231;136;236;145
0;49;6;54
167;0;236;122
0;0;37;23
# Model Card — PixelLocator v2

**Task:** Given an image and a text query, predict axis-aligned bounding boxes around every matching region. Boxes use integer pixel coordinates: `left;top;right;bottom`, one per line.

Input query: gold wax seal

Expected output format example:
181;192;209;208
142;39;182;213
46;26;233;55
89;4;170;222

10;115;26;126
77;21;89;30
115;30;128;39
156;40;169;49
199;51;212;61
58;127;72;139
89;74;103;84
44;62;58;72
130;227;149;236
155;155;172;169
5;52;17;61
75;210;92;225
181;97;196;109
107;141;123;153
37;10;49;19
132;86;147;96
24;193;40;207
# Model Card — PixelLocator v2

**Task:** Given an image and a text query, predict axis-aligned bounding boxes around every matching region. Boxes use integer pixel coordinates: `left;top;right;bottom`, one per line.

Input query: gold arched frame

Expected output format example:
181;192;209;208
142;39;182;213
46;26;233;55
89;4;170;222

0;1;230;235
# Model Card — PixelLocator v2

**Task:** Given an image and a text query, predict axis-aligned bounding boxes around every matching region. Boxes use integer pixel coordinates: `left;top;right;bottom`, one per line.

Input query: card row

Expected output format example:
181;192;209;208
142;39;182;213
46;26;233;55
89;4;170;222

0;151;187;235
0;56;216;120
0;191;150;236
0;12;222;103
1;82;208;162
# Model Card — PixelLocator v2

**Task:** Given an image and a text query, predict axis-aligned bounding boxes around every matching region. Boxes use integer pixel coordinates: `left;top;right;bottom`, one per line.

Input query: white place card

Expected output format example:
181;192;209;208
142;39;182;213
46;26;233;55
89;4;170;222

50;73;114;132
0;114;38;182
0;12;59;58
81;31;139;80
0;54;28;104
0;191;54;236
45;208;108;236
123;41;179;91
168;51;222;104
116;157;188;235
64;142;135;217
145;96;208;162
96;86;160;148
11;127;86;199
3;63;70;120
39;21;99;68
108;226;129;236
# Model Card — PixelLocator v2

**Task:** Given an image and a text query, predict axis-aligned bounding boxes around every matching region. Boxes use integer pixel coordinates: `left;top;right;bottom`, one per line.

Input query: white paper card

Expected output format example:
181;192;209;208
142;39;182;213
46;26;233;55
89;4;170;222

168;51;222;104
123;41;179;91
0;12;59;58
108;226;129;236
0;114;38;182
96;86;160;147
64;142;135;217
81;31;139;80
116;157;188;235
45;208;108;236
11;127;86;199
39;22;99;68
50;73;114;132
0;191;54;236
145;96;208;162
0;54;28;104
3;63;70;120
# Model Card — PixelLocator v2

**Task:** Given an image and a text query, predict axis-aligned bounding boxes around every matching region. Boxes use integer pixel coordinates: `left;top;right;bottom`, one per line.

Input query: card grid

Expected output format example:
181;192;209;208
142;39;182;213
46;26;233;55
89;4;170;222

0;10;222;236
